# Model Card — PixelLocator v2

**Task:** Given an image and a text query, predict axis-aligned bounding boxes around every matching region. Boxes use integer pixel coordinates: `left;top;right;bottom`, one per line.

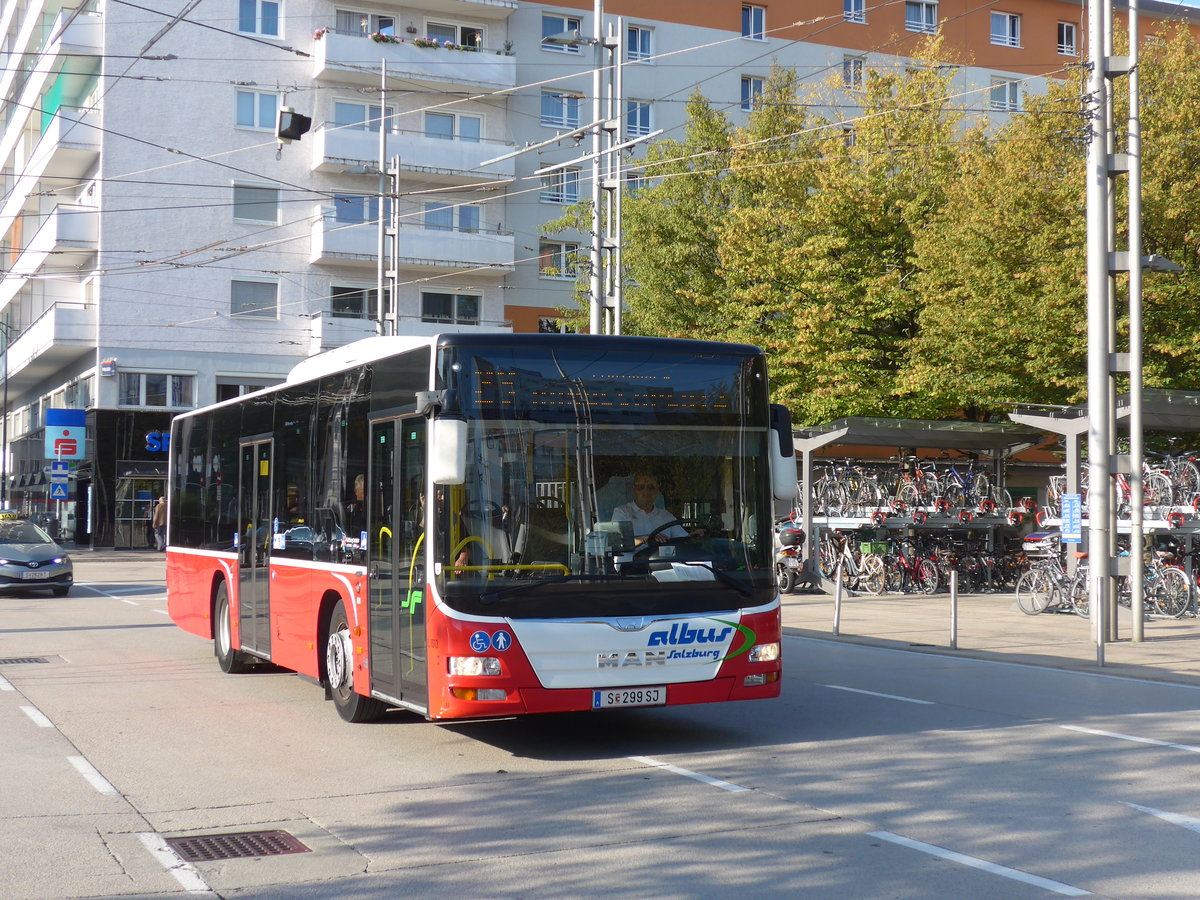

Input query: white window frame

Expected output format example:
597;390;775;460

842;56;865;91
1057;22;1077;56
335;9;394;36
626;100;652;137
905;1;938;34
541;168;580;204
330;284;381;319
424;19;485;49
232;184;279;223
989;77;1022;111
627;25;652;61
539;241;580;279
741;4;766;40
420;291;480;325
990;12;1020;48
844;0;866;24
542;13;582;53
231;279;279;319
239;0;279;37
118;372;196;409
740;75;764;112
541;90;582;128
332;193;384;223
424;111;482;142
332;100;394;133
235;90;277;130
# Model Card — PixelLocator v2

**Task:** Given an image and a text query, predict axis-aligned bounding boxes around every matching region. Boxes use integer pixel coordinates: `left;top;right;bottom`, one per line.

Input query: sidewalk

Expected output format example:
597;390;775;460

782;586;1200;688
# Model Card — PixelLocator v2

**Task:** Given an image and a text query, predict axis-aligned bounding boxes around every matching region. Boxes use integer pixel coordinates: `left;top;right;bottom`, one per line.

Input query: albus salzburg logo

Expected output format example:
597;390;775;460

597;618;755;668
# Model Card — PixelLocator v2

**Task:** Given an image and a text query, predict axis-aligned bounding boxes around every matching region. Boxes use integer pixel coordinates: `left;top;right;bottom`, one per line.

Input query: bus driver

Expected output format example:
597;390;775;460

610;471;689;547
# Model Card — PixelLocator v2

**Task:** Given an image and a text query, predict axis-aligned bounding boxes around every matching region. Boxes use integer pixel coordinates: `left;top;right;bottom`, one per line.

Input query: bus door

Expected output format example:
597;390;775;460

237;439;273;658
367;417;428;709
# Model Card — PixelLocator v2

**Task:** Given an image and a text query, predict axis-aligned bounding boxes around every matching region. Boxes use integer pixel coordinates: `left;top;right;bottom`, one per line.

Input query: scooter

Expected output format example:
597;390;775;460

774;521;805;594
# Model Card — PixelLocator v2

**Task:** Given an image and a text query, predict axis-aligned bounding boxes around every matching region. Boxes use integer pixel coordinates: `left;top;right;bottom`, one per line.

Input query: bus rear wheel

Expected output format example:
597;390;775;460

214;583;252;674
325;600;385;723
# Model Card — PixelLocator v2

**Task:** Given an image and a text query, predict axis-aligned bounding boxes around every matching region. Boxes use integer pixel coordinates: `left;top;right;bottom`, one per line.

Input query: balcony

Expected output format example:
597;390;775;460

312;31;516;91
405;0;517;19
30;107;100;181
9;205;97;276
3;302;97;392
311;125;514;185
307;311;510;353
310;208;515;273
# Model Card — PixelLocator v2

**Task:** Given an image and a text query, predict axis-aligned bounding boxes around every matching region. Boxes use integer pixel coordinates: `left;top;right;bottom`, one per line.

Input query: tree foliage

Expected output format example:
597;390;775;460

563;27;1200;424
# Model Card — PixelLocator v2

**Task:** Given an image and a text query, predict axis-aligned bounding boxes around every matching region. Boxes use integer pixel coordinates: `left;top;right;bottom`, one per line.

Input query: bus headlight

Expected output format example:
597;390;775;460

448;656;501;676
748;642;780;663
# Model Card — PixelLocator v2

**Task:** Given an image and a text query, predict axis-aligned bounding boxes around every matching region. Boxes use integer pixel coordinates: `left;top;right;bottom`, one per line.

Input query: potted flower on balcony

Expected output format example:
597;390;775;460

313;26;328;40
412;36;440;48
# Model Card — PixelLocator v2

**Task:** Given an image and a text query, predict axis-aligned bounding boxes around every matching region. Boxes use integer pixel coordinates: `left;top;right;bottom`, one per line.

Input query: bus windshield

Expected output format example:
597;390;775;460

435;344;775;618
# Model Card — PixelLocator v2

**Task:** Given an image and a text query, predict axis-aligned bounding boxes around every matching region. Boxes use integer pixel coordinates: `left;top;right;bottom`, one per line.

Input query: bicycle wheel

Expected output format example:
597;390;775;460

1015;568;1053;615
860;554;886;595
818;541;838;579
1069;573;1090;618
917;558;940;594
1153;566;1191;618
882;555;904;593
942;482;965;511
1146;472;1174;509
1175;460;1200;504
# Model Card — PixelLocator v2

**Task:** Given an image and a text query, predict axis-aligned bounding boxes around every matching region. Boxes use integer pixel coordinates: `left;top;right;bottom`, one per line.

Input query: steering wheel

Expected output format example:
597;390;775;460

634;518;708;555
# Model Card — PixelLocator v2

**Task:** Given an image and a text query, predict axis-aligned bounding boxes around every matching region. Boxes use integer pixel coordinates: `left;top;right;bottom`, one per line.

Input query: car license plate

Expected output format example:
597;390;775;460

592;686;666;709
21;571;50;580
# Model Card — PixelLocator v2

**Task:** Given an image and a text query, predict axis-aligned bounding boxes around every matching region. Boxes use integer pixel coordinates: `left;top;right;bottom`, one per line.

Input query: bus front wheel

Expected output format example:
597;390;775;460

214;583;252;674
325;600;385;723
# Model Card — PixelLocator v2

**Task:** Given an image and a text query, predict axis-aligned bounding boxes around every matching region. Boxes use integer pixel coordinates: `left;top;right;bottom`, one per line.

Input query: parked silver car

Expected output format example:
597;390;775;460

0;515;73;596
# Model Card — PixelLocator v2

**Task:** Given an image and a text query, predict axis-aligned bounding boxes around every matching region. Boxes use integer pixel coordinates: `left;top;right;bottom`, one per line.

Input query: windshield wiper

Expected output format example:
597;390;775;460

480;574;634;605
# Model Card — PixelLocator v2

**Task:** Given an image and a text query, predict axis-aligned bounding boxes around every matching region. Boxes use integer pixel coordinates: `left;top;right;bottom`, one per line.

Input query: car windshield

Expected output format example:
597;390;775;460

0;521;54;544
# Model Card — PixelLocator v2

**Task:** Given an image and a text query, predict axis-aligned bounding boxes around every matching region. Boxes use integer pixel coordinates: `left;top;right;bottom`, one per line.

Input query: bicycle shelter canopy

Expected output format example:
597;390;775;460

791;417;1047;585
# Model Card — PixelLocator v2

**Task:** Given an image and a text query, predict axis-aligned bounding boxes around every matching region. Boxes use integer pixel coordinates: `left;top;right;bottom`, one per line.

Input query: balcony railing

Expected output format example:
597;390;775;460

2;301;96;390
313;31;516;91
312;124;514;183
10;205;97;276
310;208;514;272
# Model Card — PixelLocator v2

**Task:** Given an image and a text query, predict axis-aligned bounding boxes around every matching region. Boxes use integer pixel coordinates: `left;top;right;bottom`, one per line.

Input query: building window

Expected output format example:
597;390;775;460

625;169;646;194
330;285;382;319
239;0;279;37
905;1;938;34
843;127;856;148
990;12;1020;47
539;241;580;278
627;25;652;61
423;203;479;232
541;168;580;204
421;291;479;324
626;100;652;136
844;0;866;24
424;111;481;142
333;101;392;133
335;10;394;37
236;90;277;130
541;90;582;128
426;21;484;49
842;56;865;91
332;194;387;223
119;373;195;409
740;75;764;112
542;13;582;53
990;77;1022;111
217;382;269;402
1057;22;1076;56
231;279;278;319
742;5;765;40
232;184;279;222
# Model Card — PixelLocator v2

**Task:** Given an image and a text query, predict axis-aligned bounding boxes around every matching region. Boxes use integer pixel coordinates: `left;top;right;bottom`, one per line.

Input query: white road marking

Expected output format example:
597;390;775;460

152;608;169;616
1123;802;1200;834
138;833;214;895
120;599;140;606
0;674;13;691
820;683;935;705
1061;724;1200;753
868;831;1091;896
68;756;119;796
19;705;53;727
628;755;749;792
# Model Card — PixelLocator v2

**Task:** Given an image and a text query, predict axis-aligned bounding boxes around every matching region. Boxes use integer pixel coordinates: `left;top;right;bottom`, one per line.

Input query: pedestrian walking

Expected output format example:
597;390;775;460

152;496;167;551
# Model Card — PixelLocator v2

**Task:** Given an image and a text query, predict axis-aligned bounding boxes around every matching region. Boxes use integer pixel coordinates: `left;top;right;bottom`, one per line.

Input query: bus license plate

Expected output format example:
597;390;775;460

593;686;665;709
21;571;50;580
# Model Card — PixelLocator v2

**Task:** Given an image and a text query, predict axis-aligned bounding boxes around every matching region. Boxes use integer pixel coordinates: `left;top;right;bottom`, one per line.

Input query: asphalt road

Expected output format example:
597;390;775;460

4;553;1200;898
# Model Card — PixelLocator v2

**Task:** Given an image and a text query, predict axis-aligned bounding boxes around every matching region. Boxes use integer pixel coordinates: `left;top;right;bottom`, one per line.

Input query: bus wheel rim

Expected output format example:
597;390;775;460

327;628;352;690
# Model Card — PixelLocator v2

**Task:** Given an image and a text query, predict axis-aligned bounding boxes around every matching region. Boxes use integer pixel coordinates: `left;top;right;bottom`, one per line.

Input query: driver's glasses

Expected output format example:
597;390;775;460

635;482;657;492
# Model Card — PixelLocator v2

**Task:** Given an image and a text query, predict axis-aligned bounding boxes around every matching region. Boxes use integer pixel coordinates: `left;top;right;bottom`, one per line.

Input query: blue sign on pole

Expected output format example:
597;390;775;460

1061;493;1082;544
49;483;68;500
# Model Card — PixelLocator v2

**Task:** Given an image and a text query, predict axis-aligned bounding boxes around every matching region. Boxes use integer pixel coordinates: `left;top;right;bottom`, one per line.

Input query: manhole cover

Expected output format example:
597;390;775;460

0;657;51;665
165;830;310;862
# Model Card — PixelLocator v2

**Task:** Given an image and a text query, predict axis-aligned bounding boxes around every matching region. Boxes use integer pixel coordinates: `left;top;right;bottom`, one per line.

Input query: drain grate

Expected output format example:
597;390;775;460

0;657;51;665
165;830;310;862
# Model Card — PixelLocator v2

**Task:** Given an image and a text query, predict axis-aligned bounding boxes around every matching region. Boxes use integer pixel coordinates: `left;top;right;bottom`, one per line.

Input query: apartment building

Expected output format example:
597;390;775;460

0;0;1191;546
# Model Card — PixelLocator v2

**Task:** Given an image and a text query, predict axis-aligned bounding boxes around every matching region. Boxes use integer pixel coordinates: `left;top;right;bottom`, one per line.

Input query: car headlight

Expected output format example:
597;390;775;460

748;642;780;663
0;559;8;566
448;657;501;676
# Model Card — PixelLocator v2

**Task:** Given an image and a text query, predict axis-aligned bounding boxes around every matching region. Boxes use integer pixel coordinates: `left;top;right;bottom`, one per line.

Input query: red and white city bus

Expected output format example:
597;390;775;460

165;333;795;721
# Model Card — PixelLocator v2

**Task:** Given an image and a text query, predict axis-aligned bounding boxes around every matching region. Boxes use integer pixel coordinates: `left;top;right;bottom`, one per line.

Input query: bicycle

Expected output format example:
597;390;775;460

820;530;886;594
882;538;940;594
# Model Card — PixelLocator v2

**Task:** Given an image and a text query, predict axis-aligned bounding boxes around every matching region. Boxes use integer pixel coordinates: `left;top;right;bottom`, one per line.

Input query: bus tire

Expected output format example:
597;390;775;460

214;582;252;674
325;599;385;723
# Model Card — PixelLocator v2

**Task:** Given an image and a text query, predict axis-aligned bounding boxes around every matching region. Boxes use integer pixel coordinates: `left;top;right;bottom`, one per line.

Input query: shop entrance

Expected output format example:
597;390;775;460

114;477;165;549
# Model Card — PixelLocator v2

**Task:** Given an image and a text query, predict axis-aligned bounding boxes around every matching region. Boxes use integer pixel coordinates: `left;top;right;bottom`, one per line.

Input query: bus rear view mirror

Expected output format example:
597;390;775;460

431;417;468;485
769;403;797;501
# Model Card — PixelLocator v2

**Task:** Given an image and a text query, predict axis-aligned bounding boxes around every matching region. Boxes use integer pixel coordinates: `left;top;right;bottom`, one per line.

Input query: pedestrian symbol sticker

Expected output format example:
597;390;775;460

491;631;512;652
